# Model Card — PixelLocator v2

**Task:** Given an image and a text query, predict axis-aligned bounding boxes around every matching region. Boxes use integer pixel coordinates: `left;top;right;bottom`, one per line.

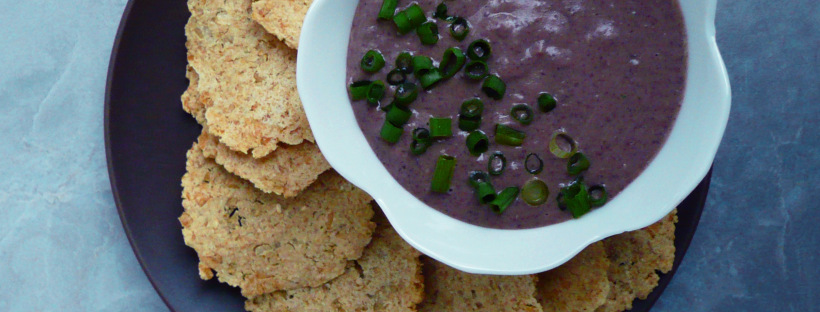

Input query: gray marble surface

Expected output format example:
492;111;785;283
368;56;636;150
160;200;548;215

0;0;816;311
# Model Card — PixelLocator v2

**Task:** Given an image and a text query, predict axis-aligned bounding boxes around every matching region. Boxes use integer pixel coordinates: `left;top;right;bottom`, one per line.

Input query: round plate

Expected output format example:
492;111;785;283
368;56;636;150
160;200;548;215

104;0;711;310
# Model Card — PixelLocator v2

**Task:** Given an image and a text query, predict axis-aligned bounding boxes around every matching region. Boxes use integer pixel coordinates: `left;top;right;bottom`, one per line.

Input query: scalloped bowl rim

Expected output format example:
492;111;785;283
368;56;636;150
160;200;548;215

297;0;730;274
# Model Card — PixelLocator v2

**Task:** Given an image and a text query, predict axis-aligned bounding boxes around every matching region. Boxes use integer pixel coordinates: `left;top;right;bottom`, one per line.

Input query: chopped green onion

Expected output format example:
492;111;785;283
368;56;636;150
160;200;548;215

549;131;578;159
538;92;557;112
386;104;411;126
561;180;591;218
567;152;590;175
494;124;525;146
458;118;480;131
393;83;419;106
361;50;385;73
449;17;470;41
380;120;403;144
481;75;506;100
588;185;608;207
459;98;484;119
378;0;398;20
410;128;432;155
521;179;549;206
467;39;492;60
416;22;439;45
349;80;372;100
412;55;434;77
366;80;386;105
431;155;456;193
405;4;426;27
464;60;488;80
420;68;444;89
395;52;414;73
467;170;490;187
487;151;506;176
386;69;407;85
525;153;543;174
380;102;394;112
412;127;431;142
433;3;449;20
393;12;413;34
490;187;519;214
511;104;534;125
465;130;489;156
474;181;497;204
439;47;466;79
429;117;452;138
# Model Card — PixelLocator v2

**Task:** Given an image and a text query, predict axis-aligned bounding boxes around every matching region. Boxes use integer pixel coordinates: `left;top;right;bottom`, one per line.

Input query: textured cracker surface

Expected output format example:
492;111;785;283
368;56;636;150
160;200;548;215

595;211;678;312
245;210;423;312
418;257;543;312
536;242;611;312
179;145;374;297
181;64;206;124
186;0;312;158
196;128;330;197
252;0;312;49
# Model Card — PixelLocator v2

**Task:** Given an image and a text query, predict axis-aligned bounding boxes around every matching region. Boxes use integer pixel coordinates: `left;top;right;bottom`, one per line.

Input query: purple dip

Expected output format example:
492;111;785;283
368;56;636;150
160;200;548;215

346;0;687;229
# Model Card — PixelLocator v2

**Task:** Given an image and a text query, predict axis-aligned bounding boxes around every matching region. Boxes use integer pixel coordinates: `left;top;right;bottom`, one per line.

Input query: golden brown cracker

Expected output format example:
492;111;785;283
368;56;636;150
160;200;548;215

418;257;543;312
245;210;423;312
181;64;207;124
595;211;678;312
251;0;312;49
536;242;611;312
179;144;374;297
186;0;312;158
196;128;329;197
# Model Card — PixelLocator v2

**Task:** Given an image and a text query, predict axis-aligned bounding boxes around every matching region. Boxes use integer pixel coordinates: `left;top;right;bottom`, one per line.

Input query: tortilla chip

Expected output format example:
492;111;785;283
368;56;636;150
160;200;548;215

252;0;312;49
536;242;611;312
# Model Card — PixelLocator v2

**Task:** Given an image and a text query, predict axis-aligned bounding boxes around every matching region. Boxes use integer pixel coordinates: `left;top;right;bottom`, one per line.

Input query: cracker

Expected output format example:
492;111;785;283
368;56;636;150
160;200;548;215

196;128;330;197
186;0;313;158
245;209;424;311
181;64;206;124
252;0;312;49
418;257;543;312
595;210;677;312
535;242;611;312
179;144;374;297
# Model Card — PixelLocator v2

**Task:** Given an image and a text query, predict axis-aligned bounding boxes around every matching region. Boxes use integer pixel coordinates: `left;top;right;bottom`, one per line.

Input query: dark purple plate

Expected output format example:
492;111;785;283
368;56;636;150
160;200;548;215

104;0;711;310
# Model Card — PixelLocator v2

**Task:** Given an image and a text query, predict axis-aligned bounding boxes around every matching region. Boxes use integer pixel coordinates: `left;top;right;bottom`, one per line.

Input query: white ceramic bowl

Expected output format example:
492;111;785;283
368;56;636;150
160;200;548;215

297;0;730;274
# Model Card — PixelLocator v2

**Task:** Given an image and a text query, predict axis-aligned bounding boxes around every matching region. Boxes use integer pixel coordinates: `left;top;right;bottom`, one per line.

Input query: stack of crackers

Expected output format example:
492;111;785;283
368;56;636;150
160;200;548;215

177;0;678;311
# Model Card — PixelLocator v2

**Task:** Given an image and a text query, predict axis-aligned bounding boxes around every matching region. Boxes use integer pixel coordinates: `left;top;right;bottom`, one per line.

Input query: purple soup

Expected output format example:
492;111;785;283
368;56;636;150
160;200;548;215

346;0;687;229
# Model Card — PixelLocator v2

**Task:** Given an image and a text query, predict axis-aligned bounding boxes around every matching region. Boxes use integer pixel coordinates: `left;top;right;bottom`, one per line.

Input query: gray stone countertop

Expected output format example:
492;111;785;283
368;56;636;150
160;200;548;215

0;0;816;311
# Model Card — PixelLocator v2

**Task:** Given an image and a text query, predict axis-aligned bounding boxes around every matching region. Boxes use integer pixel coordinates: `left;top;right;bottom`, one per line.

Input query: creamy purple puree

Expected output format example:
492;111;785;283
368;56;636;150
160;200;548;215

346;0;686;229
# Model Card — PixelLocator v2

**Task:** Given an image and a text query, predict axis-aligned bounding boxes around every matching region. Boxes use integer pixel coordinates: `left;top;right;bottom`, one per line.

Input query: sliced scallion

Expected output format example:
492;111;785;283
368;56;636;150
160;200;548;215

361;50;385;73
417;22;439;45
467;39;492;60
420;68;444;89
405;4;426;27
349;80;372;100
412;55;434;77
474;181;496;204
525;153;543;174
511;104;534;125
567;152;590;175
380;120;403;144
377;0;398;20
494;124;525;146
488;151;506;176
392;12;413;34
549;131;578;159
410;128;432;155
386;69;407;85
561;181;590;218
521;179;549;206
464;60;488;80
466;130;489;156
386;104;411;126
429;117;452;138
366;80;386;105
538;92;557;112
430;155;456;193
481;75;506;100
439;47;466;79
467;170;490;187
393;82;418;106
458;118;480;131
395;52;414;73
490;187;519;214
589;185;608;207
460;98;484;119
433;3;449;20
449;17;470;41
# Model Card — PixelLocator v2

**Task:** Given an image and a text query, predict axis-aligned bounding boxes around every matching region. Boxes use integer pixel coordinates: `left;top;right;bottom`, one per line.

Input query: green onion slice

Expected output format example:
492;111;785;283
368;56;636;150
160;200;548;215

538;92;557;112
549;131;578;159
521;179;549;206
393;12;413;34
386;69;407;85
380;120;403;144
525;153;543;174
567;152;590;175
474;182;497;204
417;22;439;45
458;118;480;131
494;124;525;146
431;155;456;193
420;68;444;89
410;139;431;155
386;104;411;126
405;4;426;27
349;80;372;100
395;52;414;73
488;151;506;175
464;60;488;80
449;17;470;41
412;55;434;77
481;75;506;100
588;185;608;207
429;117;452;138
393;83;419;106
459;98;484;119
466;130;489;156
561;180;591;218
490;187;519;214
439;47;466;79
378;0;398;20
511;104;534;125
467;170;490;187
366;80;386;105
433;3;449;20
467;39;492;60
361;50;385;73
412;127;431;142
